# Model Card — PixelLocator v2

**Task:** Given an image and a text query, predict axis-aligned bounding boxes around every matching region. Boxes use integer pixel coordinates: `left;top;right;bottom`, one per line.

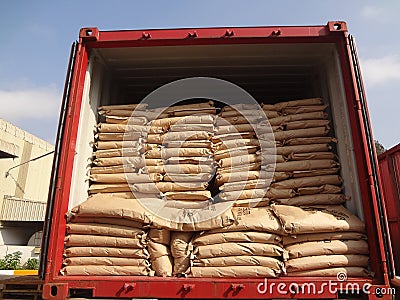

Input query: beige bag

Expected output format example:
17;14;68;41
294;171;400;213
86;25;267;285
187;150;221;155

66;223;145;238
213;132;255;142
274;98;323;111
188;265;280;278
284;136;337;146
171;109;217;117
214;138;259;151
64;247;149;258
164;101;214;111
166;140;212;148
157;182;208;192
209;207;283;234
216;163;262;175
283;232;367;246
60;265;151;276
65;234;145;248
145;148;163;159
222;104;260;111
216;115;262;125
95;140;143;150
163;173;212;183
97;124;152;133
142;165;166;174
149;229;171;245
147;241;173;277
287;240;369;258
220;188;295;201
169;124;214;132
275;144;331;155
96;132;143;141
271;175;342;189
164;191;211;200
104;115;148;125
291;168;340;178
272;204;366;234
286;254;369;272
218;153;260;168
64;257;149;267
287;152;336;161
288;266;370;277
162;147;212;158
150;115;214;127
67;216;145;229
220;109;264;118
273;194;348;206
282;104;328;115
90;173;162;183
297;184;342;195
215;146;259;160
90;165;136;174
164;164;215;174
193;242;285;258
163;131;212;141
269;111;327;126
88;183;132;193
274;160;338;172
170;232;193;275
93;156;145;167
271;127;329;141
99;103;148;111
146;134;164;144
285;119;330;130
233;198;270;208
193;231;282;246
144;159;164;166
193;256;284;270
220;179;272;192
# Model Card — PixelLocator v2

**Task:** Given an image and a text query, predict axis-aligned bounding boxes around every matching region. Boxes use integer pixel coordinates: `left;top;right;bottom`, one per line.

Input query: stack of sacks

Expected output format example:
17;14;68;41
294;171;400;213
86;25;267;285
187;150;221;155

170;232;194;276
153;101;217;206
214;104;284;207
61;215;151;276
90;103;163;198
188;207;286;277
272;204;370;277
147;229;173;277
258;98;347;206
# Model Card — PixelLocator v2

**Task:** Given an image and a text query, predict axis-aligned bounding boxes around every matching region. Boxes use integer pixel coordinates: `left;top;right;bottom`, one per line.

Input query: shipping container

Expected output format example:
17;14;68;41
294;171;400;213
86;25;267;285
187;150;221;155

41;22;396;299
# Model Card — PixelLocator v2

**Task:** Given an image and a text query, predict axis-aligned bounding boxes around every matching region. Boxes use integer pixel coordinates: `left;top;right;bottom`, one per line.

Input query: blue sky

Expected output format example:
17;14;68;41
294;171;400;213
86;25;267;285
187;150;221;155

0;1;399;148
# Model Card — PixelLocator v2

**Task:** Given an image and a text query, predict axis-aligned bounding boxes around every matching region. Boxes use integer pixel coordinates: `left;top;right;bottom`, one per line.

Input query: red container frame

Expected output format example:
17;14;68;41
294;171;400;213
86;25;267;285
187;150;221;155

42;22;394;299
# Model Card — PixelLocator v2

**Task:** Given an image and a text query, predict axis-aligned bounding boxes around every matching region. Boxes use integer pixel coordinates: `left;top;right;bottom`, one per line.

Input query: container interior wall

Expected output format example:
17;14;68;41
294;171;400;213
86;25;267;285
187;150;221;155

68;43;363;221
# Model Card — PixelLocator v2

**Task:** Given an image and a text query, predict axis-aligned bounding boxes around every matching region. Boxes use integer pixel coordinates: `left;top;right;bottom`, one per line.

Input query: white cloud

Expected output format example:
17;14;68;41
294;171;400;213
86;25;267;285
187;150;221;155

361;55;400;87
0;85;61;122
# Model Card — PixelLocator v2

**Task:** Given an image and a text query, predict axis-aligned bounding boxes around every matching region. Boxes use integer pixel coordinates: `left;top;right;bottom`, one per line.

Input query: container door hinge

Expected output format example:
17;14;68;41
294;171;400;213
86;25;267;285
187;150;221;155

79;27;99;42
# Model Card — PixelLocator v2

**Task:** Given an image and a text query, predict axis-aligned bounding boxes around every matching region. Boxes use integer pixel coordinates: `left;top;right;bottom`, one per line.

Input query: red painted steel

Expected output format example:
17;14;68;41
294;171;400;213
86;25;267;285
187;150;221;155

379;144;400;275
42;22;394;299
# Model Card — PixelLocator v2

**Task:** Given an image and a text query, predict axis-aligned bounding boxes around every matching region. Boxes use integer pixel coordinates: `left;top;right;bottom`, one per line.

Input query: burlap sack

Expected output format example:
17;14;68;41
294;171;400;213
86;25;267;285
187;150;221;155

172;108;217;117
214;138;260;151
282;104;328;115
149;229;171;245
88;183;132;193
275;144;331;155
99;103;148;111
147;241;173;277
270;175;342;189
164;191;211;200
283;232;367;246
64;257;149;266
145;148;163;159
291;168;340;178
285;254;369;272
218;153;260;168
169;124;214;132
90;165;136;174
60;265;151;276
297;184;342;195
284;136;337;146
95;140;143;150
269;111;327;126
215;146;259;160
272;205;366;234
96;132;143;141
162;147;212;158
287;240;369;258
65;234;145;248
90;173;162;183
193;242;285;258
150;115;215;127
170;232;193;275
164;164;214;174
209;207;283;234
220;188;295;201
67;216;145;229
193;256;284;270
188;266;280;278
275;159;339;172
273;98;323;111
165;140;212;148
66;223;145;238
288;267;370;277
273;194;348;206
193;231;282;246
93;156;145;167
166;157;215;165
285;119;330;130
271;127;329;141
64;247;149;258
105;115;148;125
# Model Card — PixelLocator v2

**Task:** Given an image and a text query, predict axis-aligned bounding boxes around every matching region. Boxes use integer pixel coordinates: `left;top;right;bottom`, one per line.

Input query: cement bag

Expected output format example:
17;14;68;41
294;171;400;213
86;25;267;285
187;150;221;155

193;256;284;270
270;175;342;189
166;140;212;148
67;216;145;229
170;232;193;275
93;156;145;167
149;229;171;245
147;241;173;277
271;204;366;234
213;132;255;142
105;115;148;125
273;194;348;206
273;98;323;111
145;148;163;159
275;144;331;155
96;132;143;141
189;266;280;278
282;104;328;115
283;232;367;246
286;254;369;272
172;108;217;117
286;240;369;258
163;131;212;141
95;140;143;150
220;178;273;192
271;127;329;141
214;146;259;160
60;265;151;276
163;173;212;183
214;138;259;151
164;164;214;174
90;173;162;183
162;147;212;158
208;207;283;234
98;103;148;111
269;111;327;126
64;247;149;258
90;165;136;174
220;188;295;201
193;242;286;258
65;234;145;248
193;231;282;246
218;154;260;168
146;134;164;144
291;168;340;178
89;183;131;193
164;191;211;200
167;157;215;165
284;119;330;130
64;257;149;267
216;115;262;125
288;267;371;277
274;160;339;173
66;223;145;238
297;184;342;195
284;136;337;146
169;124;214;132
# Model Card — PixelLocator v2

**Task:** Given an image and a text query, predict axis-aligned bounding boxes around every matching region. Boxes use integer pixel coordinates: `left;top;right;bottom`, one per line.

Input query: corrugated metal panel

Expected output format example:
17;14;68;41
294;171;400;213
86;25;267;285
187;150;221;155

0;195;46;221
